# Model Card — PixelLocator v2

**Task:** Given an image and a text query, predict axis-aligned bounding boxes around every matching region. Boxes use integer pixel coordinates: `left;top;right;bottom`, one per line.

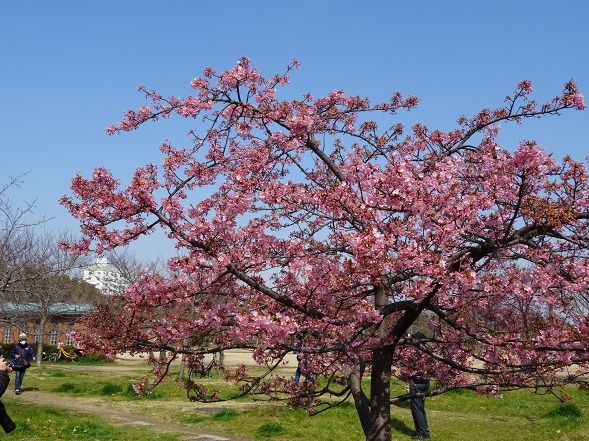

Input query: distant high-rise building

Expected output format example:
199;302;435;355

82;256;128;296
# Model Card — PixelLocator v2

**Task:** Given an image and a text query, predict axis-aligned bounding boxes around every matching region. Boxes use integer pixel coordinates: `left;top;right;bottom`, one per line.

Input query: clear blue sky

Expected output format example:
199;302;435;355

1;1;588;258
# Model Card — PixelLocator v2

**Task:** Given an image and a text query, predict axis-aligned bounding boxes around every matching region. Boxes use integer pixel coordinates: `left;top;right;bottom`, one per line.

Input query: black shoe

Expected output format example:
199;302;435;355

2;420;16;433
411;436;430;440
14;390;21;395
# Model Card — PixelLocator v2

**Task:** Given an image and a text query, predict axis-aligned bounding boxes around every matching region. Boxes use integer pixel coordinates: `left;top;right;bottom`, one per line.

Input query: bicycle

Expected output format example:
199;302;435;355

42;351;59;362
43;347;78;362
57;347;78;361
194;352;226;378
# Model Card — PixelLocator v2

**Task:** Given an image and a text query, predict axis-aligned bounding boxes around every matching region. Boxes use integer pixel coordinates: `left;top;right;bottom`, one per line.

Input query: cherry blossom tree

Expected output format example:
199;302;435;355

60;58;589;441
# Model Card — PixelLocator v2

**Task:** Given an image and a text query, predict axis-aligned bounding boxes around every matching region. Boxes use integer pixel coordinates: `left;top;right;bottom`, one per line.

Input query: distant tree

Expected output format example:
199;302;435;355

61;59;589;441
104;248;167;285
0;173;45;294
0;178;97;360
0;230;95;362
101;249;174;362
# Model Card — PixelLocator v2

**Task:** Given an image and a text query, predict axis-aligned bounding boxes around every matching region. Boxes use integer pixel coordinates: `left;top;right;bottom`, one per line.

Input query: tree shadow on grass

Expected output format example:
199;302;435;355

391;401;414;437
391;417;414;437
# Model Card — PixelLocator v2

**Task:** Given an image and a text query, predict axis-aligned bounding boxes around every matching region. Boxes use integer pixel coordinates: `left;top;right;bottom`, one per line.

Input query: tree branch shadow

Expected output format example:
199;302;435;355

391;416;414;436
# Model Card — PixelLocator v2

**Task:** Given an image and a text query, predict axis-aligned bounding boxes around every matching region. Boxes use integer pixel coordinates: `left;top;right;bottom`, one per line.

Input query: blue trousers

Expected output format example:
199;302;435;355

294;367;309;385
14;369;26;391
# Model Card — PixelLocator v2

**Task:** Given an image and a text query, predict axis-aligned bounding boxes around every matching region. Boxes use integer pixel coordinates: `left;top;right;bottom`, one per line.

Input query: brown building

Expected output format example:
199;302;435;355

0;303;93;346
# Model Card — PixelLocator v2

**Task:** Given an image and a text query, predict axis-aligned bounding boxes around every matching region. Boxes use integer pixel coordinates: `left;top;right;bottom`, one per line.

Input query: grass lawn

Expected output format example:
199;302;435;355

2;356;587;441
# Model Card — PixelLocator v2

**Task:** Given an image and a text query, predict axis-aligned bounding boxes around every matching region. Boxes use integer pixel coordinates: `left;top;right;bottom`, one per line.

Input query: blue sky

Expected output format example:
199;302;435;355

1;1;588;258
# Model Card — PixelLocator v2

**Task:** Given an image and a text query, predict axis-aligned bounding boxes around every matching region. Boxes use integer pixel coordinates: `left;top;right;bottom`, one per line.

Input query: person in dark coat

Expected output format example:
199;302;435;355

10;333;36;395
0;357;16;433
409;373;430;439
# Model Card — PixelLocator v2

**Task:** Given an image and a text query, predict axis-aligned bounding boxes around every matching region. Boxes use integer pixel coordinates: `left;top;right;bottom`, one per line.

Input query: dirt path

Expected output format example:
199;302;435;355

16;351;272;441
12;350;299;440
16;389;250;441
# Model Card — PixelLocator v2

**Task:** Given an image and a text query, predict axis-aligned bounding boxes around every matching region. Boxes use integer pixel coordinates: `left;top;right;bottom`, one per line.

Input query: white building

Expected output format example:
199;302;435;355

82;256;128;296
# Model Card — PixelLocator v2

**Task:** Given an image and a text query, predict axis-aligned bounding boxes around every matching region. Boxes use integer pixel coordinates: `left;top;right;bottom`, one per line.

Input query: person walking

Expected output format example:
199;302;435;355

294;351;310;385
409;372;430;439
0;357;16;433
10;333;36;395
294;351;303;385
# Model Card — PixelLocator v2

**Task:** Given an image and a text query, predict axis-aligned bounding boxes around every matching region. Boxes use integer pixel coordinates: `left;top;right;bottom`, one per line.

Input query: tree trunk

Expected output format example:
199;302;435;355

350;349;394;441
349;359;371;436
35;316;46;366
358;285;394;441
366;347;393;441
178;353;186;379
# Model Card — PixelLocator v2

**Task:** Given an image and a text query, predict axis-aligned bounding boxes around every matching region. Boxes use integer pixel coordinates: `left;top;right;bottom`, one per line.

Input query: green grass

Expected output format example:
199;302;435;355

4;399;182;440
256;420;287;438
12;359;589;441
52;382;79;393
546;402;583;418
101;382;123;395
211;408;240;421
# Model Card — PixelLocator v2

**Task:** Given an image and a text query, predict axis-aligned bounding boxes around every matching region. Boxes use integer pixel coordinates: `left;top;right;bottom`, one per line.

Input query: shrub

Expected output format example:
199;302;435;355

546;402;583;418
101;383;123;395
445;387;474;396
256;420;287;438
53;383;78;393
80;349;111;362
211;408;239;421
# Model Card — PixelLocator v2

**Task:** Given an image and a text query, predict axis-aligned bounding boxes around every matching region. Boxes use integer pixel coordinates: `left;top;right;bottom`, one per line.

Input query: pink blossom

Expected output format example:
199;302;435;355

517;80;533;93
561;92;586;110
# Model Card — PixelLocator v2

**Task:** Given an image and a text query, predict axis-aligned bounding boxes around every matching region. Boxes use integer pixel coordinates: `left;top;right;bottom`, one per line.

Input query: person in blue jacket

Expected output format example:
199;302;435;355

10;333;36;395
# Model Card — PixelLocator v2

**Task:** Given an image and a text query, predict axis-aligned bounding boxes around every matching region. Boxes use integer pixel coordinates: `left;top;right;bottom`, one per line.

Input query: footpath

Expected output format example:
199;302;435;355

15;389;247;441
